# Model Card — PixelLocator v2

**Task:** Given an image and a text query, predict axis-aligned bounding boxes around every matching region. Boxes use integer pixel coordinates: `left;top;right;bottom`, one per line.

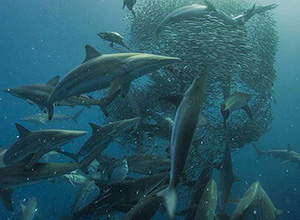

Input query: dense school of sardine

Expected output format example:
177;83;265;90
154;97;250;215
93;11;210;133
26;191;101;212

1;0;298;219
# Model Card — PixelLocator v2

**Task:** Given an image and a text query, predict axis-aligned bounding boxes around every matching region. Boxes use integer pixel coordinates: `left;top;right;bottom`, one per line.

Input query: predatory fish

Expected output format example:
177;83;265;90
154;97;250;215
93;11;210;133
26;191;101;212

20;197;38;220
97;31;131;50
183;164;212;220
221;91;252;128
157;77;206;219
219;145;240;219
3;76;104;111
0;148;102;211
253;143;300;169
46;45;179;120
21;108;84;127
77;117;140;157
231;181;283;220
195;179;218;220
3;123;87;170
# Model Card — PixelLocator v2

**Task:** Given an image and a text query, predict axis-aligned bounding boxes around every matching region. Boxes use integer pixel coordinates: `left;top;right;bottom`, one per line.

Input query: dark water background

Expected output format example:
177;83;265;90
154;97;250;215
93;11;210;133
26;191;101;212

0;0;299;219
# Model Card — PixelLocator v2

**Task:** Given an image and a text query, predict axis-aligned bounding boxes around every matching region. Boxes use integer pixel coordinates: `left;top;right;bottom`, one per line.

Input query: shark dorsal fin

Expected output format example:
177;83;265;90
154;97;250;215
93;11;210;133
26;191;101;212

89;123;101;133
45;75;60;87
15;123;31;138
83;45;102;63
287;144;293;152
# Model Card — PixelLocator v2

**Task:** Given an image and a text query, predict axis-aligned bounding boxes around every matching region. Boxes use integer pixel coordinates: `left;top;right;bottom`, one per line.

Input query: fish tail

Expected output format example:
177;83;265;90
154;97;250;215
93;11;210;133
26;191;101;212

79;147;103;174
156;186;177;219
72;108;85;123
252;143;263;158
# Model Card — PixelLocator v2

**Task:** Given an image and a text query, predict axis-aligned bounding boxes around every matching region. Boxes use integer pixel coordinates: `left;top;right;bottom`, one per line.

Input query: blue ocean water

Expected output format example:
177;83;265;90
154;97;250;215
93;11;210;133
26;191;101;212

0;0;299;219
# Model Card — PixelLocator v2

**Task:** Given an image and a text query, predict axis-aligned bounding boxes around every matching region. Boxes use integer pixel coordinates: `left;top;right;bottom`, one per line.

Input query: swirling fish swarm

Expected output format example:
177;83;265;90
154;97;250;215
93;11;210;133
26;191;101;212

106;0;278;178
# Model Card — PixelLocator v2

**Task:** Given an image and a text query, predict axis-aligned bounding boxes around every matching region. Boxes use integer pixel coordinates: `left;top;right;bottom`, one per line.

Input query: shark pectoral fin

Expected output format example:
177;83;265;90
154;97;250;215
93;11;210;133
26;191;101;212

0;188;14;211
15;123;31;139
45;75;60;87
26;149;49;170
109;42;114;48
242;104;252;119
83;45;102;63
280;159;291;165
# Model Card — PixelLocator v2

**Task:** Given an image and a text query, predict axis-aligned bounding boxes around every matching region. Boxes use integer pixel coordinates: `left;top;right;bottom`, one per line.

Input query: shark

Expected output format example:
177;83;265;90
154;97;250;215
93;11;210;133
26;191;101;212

157;77;206;219
3;123;87;170
253;143;300;169
219;145;240;219
3;76;104;111
0;148;102;211
46;45;179;120
77;117;140;157
230;181;283;220
195;179;218;220
21;108;84;127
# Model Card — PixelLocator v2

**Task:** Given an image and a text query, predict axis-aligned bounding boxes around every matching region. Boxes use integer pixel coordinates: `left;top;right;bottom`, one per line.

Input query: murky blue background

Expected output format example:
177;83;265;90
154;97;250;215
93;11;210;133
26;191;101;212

0;0;299;219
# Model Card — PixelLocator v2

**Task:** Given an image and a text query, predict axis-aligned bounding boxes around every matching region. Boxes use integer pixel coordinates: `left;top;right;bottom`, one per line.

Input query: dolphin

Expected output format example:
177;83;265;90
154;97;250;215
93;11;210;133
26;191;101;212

195;179;218;220
253;143;300;169
230;181;283;220
46;45;179;120
218;145;240;219
221;91;252;128
97;31;131;50
0;148;102;211
20;197;38;220
156;3;216;34
157;77;206;219
77;117;140;157
156;1;277;34
3;76;103;111
21;108;84;127
3;123;87;169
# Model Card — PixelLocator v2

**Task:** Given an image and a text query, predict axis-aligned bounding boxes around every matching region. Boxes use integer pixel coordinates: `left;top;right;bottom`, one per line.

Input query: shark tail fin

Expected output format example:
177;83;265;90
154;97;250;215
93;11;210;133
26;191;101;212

72;108;85;123
252;143;262;159
156;186;177;219
46;102;54;121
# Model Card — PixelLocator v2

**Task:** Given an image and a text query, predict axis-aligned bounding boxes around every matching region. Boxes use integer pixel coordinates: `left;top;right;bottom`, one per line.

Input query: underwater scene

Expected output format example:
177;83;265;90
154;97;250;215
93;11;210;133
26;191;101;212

0;0;299;219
